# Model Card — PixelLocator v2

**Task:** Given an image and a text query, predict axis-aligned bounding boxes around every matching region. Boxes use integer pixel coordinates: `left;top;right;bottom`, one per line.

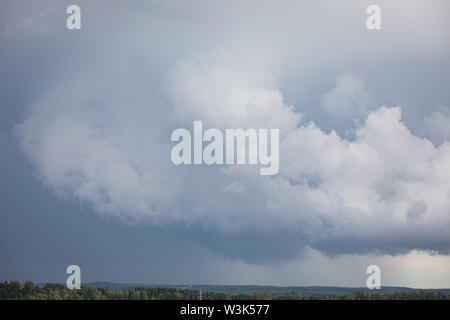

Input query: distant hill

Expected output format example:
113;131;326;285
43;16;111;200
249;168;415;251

86;282;450;296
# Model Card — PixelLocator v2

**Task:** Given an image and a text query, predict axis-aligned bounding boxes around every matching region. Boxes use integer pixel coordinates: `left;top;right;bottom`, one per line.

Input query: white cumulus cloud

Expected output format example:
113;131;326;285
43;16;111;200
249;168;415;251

14;52;450;258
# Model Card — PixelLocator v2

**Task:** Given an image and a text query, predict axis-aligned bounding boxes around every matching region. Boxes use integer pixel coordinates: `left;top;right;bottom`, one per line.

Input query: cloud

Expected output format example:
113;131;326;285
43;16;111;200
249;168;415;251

281;106;450;251
165;51;301;136
14;77;183;224
321;73;372;119
14;50;450;261
421;109;450;146
7;0;450;264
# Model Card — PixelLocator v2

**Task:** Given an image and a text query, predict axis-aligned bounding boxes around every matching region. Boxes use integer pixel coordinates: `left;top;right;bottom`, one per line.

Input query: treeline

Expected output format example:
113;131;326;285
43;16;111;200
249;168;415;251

1;281;449;300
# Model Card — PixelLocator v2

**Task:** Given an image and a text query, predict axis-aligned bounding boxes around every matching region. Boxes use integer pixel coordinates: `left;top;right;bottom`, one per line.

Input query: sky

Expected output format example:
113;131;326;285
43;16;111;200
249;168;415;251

1;0;450;288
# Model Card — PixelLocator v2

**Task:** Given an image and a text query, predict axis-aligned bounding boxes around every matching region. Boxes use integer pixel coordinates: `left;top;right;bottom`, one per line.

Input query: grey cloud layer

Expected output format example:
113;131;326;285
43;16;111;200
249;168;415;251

5;0;450;261
15;54;450;257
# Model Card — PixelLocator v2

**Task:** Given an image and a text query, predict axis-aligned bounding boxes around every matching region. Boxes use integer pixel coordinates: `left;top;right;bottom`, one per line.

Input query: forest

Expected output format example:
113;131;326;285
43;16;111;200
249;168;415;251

1;281;449;300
